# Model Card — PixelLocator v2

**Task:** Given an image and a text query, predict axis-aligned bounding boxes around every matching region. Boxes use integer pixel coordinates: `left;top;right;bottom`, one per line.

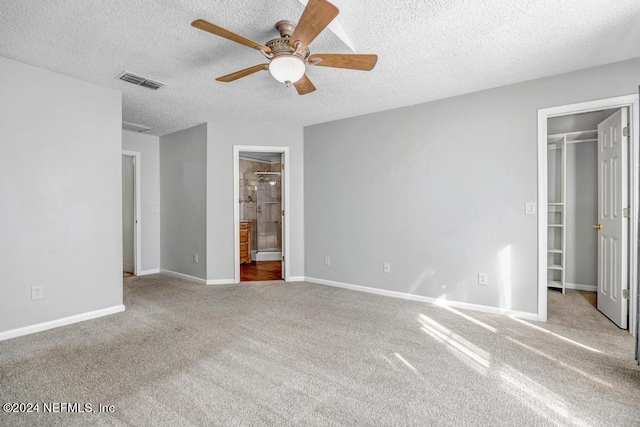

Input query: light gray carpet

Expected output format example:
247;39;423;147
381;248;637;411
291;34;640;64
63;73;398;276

1;276;639;426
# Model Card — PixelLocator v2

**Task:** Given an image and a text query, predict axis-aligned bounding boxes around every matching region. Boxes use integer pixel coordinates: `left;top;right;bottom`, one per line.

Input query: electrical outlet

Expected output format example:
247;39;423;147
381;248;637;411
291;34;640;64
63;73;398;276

324;256;330;266
31;286;43;300
478;273;488;285
383;262;391;273
193;253;199;264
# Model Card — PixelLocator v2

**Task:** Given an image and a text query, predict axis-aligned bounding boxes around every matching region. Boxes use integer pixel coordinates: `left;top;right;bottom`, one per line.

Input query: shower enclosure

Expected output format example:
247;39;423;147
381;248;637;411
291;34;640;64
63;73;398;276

239;156;282;261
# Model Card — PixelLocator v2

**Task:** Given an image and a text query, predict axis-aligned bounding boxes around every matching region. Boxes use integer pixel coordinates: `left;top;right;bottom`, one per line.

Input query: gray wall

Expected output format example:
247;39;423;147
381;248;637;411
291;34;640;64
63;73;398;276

160;124;207;279
304;57;640;315
0;56;122;332
206;123;304;281
122;131;161;272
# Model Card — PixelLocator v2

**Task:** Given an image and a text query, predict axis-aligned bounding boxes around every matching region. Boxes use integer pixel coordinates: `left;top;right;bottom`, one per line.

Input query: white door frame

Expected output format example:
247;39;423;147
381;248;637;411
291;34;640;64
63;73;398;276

122;150;142;276
537;94;639;336
233;146;290;283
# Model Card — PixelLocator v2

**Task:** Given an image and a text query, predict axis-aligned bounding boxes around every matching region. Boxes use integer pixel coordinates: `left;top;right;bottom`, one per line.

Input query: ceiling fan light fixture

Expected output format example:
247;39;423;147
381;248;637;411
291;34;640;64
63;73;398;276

269;56;305;85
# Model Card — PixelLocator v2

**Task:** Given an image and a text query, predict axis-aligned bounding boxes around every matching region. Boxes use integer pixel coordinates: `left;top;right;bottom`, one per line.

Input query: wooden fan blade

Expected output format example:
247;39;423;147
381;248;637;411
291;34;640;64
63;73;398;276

293;74;316;95
192;19;271;53
216;64;269;82
290;0;339;50
308;54;378;71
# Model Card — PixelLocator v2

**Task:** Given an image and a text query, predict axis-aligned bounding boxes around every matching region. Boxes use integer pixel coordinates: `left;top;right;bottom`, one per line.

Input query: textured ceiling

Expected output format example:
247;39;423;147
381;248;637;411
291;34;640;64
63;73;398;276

2;0;640;136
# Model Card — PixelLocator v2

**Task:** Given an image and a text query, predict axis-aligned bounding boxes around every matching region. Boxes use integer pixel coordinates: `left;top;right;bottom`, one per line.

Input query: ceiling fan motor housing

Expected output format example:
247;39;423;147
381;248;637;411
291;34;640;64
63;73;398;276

266;38;309;60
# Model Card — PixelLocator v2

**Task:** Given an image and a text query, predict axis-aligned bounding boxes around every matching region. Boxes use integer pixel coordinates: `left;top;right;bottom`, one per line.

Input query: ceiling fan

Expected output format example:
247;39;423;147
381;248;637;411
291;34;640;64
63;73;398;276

191;0;378;95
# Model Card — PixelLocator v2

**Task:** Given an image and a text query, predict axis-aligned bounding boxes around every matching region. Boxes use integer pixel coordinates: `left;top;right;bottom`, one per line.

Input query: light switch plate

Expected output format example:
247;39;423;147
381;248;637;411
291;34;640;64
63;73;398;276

525;202;536;215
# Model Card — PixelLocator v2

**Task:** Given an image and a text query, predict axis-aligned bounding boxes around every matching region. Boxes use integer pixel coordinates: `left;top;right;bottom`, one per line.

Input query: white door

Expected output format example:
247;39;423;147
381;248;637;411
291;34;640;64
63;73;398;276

596;109;628;328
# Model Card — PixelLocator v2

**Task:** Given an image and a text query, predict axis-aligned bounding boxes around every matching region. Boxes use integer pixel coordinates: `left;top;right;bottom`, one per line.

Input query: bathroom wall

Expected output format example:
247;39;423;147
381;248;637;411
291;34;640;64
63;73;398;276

239;158;263;223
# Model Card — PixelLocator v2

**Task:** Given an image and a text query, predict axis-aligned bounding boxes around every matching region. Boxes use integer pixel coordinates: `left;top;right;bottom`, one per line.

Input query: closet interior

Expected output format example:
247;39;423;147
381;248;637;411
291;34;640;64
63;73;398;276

546;109;616;293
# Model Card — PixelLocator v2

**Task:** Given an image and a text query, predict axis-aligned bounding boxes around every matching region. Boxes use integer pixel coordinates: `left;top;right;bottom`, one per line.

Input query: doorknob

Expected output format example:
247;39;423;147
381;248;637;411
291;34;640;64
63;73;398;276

593;223;602;230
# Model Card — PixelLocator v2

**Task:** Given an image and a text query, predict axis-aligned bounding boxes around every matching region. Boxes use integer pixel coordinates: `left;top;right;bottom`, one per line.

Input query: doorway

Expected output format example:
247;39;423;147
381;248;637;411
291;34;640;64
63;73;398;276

537;95;639;337
233;146;290;283
122;150;141;277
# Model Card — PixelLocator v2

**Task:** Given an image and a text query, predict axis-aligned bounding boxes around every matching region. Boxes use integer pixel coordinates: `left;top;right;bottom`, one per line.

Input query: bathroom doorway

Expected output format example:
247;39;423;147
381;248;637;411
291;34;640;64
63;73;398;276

233;146;290;283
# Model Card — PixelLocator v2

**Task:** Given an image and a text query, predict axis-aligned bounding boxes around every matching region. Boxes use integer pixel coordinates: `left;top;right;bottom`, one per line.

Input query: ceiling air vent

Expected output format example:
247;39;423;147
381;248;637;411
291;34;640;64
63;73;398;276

122;121;151;133
117;71;164;90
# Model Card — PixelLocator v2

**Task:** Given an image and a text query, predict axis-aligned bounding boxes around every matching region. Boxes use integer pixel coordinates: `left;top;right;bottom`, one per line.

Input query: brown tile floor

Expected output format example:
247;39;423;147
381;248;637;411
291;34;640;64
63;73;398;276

240;261;282;281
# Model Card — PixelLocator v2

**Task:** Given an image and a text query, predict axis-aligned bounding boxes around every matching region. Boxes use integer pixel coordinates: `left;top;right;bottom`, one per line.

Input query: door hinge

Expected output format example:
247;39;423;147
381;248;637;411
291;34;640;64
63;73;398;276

623;126;629;137
623;289;630;300
282;210;285;217
623;207;630;218
282;256;285;263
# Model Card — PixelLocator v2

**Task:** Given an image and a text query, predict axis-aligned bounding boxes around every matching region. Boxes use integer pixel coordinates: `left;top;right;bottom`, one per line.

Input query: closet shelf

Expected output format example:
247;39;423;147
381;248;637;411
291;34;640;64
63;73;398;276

547;128;572;294
548;129;597;144
547;281;564;289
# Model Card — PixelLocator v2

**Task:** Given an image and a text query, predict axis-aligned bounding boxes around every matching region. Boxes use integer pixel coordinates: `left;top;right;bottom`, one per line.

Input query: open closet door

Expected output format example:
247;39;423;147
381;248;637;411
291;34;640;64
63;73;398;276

596;108;628;329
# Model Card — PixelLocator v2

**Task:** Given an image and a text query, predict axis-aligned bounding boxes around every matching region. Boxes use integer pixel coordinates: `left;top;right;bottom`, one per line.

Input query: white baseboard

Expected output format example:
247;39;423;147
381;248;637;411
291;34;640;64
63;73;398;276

304;277;539;321
137;268;160;276
123;263;134;273
160;269;235;286
206;279;235;285
160;269;207;285
0;305;125;341
288;276;305;282
565;282;597;292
